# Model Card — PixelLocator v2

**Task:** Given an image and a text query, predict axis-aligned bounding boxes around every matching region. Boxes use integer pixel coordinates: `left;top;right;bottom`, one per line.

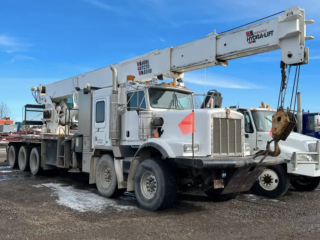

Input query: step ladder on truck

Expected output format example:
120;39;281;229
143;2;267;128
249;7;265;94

4;6;314;211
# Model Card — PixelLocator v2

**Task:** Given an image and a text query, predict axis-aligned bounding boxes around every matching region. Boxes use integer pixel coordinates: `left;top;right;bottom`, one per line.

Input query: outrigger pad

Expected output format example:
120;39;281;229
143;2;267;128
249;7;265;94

272;108;296;142
221;166;265;195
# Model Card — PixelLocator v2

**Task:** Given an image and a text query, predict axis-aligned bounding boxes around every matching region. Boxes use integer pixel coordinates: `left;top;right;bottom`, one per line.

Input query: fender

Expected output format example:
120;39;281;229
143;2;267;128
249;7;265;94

135;138;177;159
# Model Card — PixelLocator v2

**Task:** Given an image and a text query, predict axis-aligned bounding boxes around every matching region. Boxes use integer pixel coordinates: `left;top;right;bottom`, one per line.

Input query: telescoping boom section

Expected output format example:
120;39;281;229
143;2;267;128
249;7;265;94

40;5;313;101
6;6;314;212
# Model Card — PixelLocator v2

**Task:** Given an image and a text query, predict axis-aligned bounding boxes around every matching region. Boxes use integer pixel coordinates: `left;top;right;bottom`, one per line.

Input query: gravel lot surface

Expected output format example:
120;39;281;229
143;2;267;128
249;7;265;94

0;146;320;240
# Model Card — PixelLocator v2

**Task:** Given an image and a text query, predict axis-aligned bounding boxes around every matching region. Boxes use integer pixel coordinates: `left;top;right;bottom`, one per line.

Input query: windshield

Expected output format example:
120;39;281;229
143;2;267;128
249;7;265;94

251;110;274;132
148;88;193;110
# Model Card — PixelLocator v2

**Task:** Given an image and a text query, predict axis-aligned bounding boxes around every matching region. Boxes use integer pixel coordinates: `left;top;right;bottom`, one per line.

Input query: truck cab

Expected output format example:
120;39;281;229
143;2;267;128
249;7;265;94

237;107;320;198
300;112;320;139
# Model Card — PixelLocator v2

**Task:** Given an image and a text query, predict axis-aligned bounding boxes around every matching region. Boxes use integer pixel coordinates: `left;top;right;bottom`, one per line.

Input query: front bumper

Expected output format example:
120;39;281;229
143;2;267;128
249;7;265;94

174;156;284;169
174;155;284;194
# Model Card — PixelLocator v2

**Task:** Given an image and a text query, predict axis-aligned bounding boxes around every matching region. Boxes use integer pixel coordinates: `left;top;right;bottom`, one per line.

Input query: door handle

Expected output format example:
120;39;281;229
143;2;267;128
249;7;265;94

245;134;249;138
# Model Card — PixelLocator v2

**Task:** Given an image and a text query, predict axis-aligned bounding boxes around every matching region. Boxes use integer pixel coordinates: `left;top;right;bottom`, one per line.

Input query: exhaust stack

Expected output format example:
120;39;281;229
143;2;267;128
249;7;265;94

109;65;121;146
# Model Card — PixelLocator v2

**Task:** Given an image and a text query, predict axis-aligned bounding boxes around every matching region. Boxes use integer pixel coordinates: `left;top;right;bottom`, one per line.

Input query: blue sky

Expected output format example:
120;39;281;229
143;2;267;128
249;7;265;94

0;0;319;121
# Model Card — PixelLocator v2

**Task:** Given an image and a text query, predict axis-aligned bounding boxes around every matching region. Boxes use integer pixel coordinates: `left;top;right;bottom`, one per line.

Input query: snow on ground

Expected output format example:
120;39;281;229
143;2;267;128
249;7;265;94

0;166;10;169
0;175;13;182
33;183;135;213
240;193;280;203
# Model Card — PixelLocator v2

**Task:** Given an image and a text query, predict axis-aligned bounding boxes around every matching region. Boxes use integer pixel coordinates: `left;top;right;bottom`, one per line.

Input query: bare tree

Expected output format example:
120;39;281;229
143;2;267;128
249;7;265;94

0;102;11;119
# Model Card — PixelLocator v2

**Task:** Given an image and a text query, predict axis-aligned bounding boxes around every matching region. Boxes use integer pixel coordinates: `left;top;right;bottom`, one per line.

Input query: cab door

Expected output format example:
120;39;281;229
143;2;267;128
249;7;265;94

122;90;147;142
238;109;257;154
93;98;108;146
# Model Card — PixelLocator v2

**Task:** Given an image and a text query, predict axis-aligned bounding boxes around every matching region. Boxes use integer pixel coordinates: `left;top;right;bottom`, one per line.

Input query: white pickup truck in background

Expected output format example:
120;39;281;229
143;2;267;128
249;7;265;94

237;107;320;198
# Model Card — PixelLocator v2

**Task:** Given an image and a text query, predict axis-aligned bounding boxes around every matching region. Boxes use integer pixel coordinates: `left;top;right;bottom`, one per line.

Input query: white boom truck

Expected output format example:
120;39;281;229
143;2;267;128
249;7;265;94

237;107;320;198
6;6;313;211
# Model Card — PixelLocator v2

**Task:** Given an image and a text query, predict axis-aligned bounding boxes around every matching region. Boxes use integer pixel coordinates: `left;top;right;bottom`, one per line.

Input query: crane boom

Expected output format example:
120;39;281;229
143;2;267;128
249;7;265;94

40;6;313;102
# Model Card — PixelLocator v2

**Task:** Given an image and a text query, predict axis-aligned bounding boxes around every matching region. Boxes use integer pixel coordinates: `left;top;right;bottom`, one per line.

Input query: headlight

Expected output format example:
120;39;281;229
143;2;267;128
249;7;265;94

183;144;199;153
244;143;251;156
303;140;317;152
297;154;313;161
302;140;317;161
288;153;314;162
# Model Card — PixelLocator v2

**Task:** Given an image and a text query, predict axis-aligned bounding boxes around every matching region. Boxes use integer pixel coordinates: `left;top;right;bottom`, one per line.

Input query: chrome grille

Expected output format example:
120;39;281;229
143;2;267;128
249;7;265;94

213;118;242;155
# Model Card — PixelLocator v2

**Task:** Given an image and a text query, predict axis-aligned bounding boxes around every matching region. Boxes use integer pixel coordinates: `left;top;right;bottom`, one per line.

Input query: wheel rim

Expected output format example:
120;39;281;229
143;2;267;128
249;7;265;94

19;149;26;170
296;177;313;186
140;171;157;199
30;152;38;173
259;169;279;191
100;165;112;188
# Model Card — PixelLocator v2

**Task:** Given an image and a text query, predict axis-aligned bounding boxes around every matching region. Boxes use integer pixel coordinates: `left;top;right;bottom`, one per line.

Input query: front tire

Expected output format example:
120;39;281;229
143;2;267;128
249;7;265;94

8;145;19;169
291;177;320;191
95;154;119;198
251;165;289;198
18;146;30;172
29;147;42;175
134;159;177;211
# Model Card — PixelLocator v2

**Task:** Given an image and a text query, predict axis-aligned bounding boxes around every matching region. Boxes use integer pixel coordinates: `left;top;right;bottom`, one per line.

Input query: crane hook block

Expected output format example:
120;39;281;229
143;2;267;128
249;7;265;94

272;108;296;142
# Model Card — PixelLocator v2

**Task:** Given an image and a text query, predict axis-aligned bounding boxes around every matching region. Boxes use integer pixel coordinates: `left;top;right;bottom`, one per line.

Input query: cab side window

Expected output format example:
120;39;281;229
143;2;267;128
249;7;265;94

307;115;314;131
238;110;254;133
127;91;146;111
96;101;105;123
244;112;254;133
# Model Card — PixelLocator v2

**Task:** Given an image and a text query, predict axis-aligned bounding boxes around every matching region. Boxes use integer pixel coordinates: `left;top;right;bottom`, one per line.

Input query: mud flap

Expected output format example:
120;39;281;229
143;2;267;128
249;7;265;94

222;166;265;194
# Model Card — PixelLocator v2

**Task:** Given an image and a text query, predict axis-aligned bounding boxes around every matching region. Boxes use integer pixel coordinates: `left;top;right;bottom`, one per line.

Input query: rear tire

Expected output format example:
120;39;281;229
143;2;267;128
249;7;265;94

251;165;289;198
95;154;119;198
29;147;42;175
134;159;177;211
18;146;30;172
291;177;320;191
8;145;19;169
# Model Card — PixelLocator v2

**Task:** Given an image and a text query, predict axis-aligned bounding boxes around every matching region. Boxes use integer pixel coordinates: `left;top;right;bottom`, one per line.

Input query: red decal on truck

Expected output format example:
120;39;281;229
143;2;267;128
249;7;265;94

178;112;195;135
